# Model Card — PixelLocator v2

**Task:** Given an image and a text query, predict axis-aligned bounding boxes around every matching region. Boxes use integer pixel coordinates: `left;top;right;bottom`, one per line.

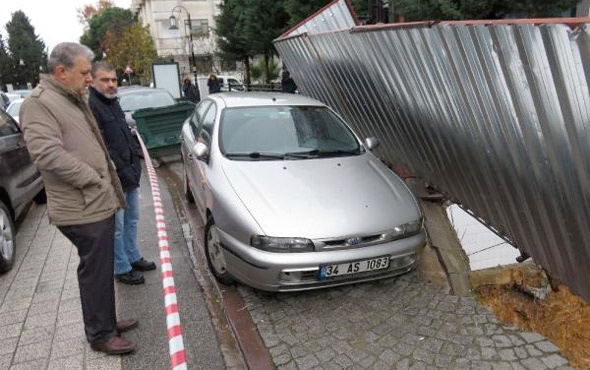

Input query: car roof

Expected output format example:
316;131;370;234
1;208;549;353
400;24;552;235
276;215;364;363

209;92;325;108
117;86;170;95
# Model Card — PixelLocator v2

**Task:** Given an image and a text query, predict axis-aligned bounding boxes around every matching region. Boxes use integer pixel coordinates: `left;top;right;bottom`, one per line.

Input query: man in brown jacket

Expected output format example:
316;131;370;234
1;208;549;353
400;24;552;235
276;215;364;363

20;42;137;355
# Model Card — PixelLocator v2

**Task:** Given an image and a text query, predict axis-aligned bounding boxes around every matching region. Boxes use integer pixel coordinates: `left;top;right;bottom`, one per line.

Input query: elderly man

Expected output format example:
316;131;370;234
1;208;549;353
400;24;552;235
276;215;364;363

19;42;137;355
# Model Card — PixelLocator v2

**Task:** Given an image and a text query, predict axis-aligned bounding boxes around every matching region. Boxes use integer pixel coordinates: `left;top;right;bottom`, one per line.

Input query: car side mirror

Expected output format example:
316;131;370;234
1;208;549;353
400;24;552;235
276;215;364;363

193;142;209;160
365;137;379;150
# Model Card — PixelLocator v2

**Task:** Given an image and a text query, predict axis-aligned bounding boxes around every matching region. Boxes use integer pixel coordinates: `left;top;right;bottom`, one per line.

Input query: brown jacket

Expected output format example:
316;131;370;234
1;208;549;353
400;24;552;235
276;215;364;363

20;76;125;226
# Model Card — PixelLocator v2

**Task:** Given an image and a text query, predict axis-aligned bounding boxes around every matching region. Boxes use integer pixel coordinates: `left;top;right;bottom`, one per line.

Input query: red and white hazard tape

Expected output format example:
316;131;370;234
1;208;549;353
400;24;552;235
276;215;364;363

135;131;187;370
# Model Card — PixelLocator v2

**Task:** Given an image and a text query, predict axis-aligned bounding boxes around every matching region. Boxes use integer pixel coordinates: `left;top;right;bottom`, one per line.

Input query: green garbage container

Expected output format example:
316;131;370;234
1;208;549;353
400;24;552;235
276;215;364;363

132;101;195;158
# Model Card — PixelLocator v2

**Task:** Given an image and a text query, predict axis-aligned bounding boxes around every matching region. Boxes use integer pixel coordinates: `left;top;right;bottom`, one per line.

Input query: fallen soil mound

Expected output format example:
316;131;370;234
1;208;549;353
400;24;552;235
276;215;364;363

476;283;590;369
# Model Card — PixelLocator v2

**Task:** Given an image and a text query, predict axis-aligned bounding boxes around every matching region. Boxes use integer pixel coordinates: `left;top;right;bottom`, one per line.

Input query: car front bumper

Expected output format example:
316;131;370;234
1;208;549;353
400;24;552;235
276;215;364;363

215;228;427;292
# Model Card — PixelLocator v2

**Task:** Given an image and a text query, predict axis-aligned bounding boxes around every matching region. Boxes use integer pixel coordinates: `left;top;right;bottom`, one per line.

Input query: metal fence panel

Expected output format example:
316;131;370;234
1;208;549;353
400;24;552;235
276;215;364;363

275;21;590;301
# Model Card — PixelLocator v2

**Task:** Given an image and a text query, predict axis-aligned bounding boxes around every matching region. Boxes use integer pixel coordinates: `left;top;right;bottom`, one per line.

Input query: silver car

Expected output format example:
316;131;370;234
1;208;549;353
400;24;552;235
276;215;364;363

181;92;425;292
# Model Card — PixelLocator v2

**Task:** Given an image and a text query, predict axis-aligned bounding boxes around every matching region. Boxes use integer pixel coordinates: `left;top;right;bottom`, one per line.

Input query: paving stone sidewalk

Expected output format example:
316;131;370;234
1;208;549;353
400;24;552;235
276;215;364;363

0;204;123;370
239;273;573;370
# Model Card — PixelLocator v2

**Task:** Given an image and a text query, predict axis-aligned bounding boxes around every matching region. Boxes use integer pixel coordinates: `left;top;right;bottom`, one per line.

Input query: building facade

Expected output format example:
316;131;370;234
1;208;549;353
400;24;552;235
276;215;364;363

131;0;225;81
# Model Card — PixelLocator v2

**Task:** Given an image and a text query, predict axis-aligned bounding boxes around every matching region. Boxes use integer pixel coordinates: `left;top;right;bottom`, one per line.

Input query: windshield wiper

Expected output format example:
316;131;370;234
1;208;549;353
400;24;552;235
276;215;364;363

283;149;320;159
225;152;285;160
315;149;361;157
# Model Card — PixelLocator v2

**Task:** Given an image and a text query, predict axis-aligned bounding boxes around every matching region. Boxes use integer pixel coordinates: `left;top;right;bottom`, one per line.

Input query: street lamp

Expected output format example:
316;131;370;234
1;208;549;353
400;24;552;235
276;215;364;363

169;5;197;84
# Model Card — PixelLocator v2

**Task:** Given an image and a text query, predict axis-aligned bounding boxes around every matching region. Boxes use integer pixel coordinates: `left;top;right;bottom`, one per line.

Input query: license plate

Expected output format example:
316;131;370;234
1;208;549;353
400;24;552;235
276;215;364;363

319;256;390;279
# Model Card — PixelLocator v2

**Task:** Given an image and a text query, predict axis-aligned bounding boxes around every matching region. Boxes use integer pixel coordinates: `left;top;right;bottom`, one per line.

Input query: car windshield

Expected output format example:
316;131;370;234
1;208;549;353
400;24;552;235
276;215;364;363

220;106;362;160
118;90;176;112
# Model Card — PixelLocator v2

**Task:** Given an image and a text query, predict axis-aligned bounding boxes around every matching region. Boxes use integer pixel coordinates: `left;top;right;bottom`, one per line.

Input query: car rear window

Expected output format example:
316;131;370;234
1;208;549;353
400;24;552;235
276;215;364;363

119;90;176;112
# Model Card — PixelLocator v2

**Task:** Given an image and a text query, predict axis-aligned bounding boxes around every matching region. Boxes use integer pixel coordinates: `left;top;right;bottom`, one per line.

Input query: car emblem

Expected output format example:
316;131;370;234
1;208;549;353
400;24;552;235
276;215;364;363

345;236;363;246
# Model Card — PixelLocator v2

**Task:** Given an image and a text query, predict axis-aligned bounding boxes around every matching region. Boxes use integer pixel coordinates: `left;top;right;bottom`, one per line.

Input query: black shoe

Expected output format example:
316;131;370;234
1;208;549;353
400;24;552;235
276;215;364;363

115;270;145;285
131;257;156;271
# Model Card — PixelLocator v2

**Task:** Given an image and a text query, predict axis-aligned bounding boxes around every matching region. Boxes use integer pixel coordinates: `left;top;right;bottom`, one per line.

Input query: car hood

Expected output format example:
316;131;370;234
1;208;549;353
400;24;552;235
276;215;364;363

221;154;420;239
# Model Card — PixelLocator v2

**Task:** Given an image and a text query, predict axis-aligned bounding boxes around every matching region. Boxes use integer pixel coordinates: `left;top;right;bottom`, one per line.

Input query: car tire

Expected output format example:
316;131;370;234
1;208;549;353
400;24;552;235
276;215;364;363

0;200;16;273
204;216;234;285
183;166;195;204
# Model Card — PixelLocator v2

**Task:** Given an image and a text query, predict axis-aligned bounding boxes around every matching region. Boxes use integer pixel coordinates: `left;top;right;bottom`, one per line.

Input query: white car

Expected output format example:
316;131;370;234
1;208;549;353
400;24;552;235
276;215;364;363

6;98;24;124
181;92;426;292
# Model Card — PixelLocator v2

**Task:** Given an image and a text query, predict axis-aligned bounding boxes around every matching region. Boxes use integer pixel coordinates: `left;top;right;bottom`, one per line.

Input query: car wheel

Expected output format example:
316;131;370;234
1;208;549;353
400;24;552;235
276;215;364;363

0;200;16;273
205;216;234;285
183;165;194;204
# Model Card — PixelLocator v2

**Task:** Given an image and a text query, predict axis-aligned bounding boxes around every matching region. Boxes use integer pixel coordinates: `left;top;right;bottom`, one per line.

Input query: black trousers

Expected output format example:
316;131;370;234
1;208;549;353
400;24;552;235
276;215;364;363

58;215;117;344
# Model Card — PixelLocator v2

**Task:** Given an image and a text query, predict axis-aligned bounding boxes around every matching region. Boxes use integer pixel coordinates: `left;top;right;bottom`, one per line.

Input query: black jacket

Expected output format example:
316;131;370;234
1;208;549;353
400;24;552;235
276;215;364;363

88;87;141;191
281;71;297;93
183;82;200;103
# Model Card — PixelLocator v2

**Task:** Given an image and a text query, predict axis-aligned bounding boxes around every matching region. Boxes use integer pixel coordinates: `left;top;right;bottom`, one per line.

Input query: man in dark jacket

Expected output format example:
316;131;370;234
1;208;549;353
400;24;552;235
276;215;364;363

89;62;156;285
281;70;297;94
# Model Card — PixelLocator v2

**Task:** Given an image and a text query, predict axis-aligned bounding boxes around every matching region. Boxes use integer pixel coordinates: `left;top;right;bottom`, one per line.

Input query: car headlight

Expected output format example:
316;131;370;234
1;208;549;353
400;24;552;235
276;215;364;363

383;218;423;241
251;235;314;253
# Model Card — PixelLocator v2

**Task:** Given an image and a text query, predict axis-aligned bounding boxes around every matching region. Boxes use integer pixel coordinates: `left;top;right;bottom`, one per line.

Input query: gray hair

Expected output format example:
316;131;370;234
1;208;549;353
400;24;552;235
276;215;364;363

91;61;116;78
47;42;95;73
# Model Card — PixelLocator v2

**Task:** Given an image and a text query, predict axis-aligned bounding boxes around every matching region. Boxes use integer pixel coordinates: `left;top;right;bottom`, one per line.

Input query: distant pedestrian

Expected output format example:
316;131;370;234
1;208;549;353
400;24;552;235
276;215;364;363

281;70;297;94
207;73;221;94
19;42;137;355
89;61;157;286
182;78;200;103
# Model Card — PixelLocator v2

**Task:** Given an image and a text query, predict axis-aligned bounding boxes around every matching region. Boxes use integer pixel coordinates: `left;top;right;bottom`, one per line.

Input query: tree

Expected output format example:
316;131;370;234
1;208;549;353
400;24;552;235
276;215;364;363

80;7;135;58
234;0;290;83
80;2;158;85
5;11;47;87
216;0;253;84
250;57;280;84
387;0;579;21
284;0;329;27
103;24;158;85
78;0;115;25
0;33;12;89
283;0;368;26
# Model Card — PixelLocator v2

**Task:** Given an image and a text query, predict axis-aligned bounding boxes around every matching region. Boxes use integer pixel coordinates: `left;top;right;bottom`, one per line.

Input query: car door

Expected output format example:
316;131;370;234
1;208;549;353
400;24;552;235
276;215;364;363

0;110;41;218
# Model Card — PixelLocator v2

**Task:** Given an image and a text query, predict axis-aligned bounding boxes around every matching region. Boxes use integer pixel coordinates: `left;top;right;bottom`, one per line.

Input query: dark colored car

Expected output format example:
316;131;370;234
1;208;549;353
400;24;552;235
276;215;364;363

0;109;44;272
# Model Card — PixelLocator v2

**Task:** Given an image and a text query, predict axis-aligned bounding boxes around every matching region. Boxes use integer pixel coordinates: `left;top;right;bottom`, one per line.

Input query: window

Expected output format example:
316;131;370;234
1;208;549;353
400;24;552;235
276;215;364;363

200;104;216;147
0;111;19;136
185;19;209;37
190;100;212;137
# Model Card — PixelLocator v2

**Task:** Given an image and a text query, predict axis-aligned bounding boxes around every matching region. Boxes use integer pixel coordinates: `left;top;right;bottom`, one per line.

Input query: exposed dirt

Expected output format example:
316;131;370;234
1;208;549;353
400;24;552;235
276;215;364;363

476;283;590;369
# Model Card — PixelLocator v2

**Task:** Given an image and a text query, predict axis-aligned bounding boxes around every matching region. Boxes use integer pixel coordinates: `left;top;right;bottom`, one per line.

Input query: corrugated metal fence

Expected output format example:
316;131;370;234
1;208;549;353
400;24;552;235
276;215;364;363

275;19;590;301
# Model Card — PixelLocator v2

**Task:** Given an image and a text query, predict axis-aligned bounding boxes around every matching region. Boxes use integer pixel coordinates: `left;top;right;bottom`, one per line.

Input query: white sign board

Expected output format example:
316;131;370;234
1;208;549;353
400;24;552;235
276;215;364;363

152;63;181;99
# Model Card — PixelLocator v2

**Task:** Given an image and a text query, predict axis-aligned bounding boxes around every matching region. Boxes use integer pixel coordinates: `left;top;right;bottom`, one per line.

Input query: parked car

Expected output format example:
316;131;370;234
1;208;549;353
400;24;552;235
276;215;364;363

118;86;177;129
6;98;24;124
216;75;244;92
0;109;45;272
181;92;426;292
6;89;33;104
